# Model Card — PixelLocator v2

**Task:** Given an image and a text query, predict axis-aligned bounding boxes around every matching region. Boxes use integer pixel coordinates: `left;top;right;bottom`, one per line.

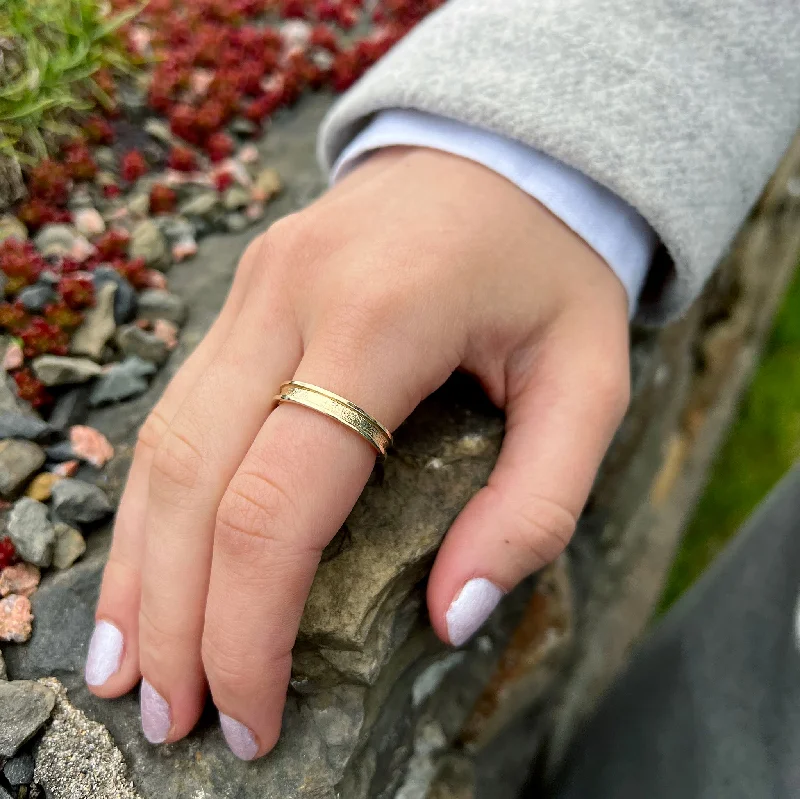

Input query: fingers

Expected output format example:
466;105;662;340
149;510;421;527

87;243;261;697
427;313;630;646
201;334;434;759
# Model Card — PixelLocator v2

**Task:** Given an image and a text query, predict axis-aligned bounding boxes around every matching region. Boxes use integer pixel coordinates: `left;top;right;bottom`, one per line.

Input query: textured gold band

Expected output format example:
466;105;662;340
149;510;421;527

274;381;393;457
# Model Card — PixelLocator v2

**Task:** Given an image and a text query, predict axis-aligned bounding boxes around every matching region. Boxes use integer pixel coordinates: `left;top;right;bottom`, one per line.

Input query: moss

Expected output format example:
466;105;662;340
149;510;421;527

659;264;800;611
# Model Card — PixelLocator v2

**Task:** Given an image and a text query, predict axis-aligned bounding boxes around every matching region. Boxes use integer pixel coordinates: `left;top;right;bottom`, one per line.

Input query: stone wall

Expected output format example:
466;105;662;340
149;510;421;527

5;98;800;799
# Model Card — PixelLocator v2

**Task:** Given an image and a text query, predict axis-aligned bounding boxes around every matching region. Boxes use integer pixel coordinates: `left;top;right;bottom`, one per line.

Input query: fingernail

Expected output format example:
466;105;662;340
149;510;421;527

85;620;124;687
140;679;171;744
220;712;259;761
446;577;504;646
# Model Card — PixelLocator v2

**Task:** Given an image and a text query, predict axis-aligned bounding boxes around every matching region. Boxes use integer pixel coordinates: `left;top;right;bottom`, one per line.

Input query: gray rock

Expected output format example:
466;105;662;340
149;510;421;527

4;752;34;785
231;118;258;137
33;225;77;258
0;440;46;498
33;678;139;799
130;219;168;269
7;498;56;567
48;387;90;431
225;211;249;232
180;191;219;218
127;192;150;217
157;215;195;245
17;283;56;313
44;441;77;462
70;282;117;361
31;355;103;386
52;523;86;570
115;325;169;365
0;649;6;680
0;214;27;244
0;375;24;414
136;289;186;324
89;357;155;406
0;413;52;442
93;266;137;324
0;785;10;799
144;118;174;145
223;186;250;210
0;680;55;757
94;146;116;170
50;479;111;525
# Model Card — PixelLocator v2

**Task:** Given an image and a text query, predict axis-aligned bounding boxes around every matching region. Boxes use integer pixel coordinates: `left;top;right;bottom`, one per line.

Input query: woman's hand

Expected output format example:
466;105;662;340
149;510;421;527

85;147;630;759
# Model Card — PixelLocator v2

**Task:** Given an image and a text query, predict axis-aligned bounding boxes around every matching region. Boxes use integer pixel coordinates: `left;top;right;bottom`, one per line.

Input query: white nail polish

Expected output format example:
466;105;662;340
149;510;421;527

445;578;504;646
140;679;171;744
220;712;259;761
85;621;124;687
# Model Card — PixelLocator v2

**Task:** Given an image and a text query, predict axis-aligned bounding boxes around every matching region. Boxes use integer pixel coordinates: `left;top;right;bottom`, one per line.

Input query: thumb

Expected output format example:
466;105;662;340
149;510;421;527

427;317;630;646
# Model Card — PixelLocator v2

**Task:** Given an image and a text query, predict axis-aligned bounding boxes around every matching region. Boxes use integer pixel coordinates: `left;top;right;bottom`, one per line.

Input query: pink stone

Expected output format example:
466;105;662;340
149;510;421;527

212;159;251;187
153;319;178;350
245;202;264;221
145;270;168;289
52;460;79;478
172;238;198;262
0;594;33;643
70;235;96;262
190;68;214;98
237;144;259;165
70;425;114;468
74;208;106;239
3;341;23;371
135;319;150;330
0;563;40;598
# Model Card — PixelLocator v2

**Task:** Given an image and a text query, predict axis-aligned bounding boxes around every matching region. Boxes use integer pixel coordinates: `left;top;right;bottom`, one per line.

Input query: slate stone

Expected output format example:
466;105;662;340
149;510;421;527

17;284;57;313
31;356;103;386
0;440;46;498
50;479;112;525
48;387;90;432
0;375;24;414
135;289;187;324
44;442;77;463
115;325;169;365
93;267;137;324
0;680;55;757
7;499;56;567
89;357;155;406
0;413;53;442
70;282;117;361
4;752;34;785
52;523;86;570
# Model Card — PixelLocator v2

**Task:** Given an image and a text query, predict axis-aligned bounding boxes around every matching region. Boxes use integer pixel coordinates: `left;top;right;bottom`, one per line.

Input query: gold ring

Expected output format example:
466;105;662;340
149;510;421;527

273;381;393;457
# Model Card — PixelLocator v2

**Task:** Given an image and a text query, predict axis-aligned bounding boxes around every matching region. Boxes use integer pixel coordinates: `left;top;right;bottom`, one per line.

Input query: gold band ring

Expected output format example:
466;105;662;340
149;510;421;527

273;381;393;457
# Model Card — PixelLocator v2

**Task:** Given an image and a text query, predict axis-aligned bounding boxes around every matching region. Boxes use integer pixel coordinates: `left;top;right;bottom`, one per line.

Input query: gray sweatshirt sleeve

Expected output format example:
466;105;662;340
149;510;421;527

318;0;800;324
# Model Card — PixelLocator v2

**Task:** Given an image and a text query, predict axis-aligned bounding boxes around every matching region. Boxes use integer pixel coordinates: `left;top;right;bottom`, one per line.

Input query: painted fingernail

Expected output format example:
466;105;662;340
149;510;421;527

445;578;504;646
220;713;259;761
140;679;171;744
85;621;124;687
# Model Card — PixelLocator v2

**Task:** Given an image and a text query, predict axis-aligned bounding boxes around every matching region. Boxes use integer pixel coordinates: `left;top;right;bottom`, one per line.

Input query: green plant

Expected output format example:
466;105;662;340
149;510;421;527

0;0;140;165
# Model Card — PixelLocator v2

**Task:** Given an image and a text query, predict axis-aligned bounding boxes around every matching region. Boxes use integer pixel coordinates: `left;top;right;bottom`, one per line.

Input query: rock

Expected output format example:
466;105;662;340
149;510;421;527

0;215;27;244
0;594;32;643
74;208;106;238
152;319;178;350
48;387;90;431
127;192;150;217
0;563;40;598
51;460;79;479
52;523;86;570
136;289;186;324
0;650;6;680
70;282;117;360
115;324;169;364
34;678;138;799
231;118;258;138
4;752;35;785
31;355;103;386
246;201;265;222
2;340;23;371
180;191;219;217
69;425;114;468
130;220;169;270
0;785;10;799
157;215;195;244
0;680;55;757
94;147;116;170
253;167;282;202
17;283;57;313
25;472;61;502
0;375;24;414
33;224;77;258
50;479;111;525
172;236;198;262
89;357;155;406
225;211;248;232
7;499;55;567
93;266;137;324
144;118;173;145
0;440;46;498
223;186;250;210
0;413;52;442
44;442;77;462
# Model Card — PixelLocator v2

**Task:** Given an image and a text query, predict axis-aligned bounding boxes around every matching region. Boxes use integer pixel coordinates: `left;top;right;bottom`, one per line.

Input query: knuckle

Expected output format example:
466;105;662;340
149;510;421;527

588;358;631;421
139;603;193;652
263;212;316;262
202;636;291;692
136;409;169;456
150;426;204;494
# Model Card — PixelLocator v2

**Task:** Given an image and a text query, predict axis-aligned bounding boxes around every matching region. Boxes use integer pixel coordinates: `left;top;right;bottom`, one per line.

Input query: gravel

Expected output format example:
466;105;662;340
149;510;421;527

7;499;56;567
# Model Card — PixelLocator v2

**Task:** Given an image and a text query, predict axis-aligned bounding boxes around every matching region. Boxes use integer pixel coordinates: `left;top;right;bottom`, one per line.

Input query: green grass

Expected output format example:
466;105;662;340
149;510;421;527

659;264;800;610
0;0;138;165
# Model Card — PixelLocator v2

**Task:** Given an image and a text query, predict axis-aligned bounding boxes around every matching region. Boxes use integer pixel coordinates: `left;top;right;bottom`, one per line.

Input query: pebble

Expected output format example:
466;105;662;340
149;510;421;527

226;212;249;232
116;324;169;364
130;219;169;269
52;522;86;570
127;192;150;217
179;191;219;217
2;341;23;371
89;356;155;406
0;680;55;756
70;282;117;360
25;472;61;502
93;266;137;324
223;186;251;210
0;595;33;643
0;649;6;680
252;167;282;202
94;147;117;170
0;215;27;244
246;201;265;221
51;478;112;525
237;143;260;163
158;215;195;244
48;387;90;431
172;236;198;261
70;425;114;468
17;283;57;313
31;355;103;386
0;412;53;442
34;224;77;258
51;460;79;478
144;118;174;145
0;563;40;598
70;234;97;263
152;319;178;350
74;208;106;238
0;440;46;498
0;375;24;414
44;441;78;463
136;289;187;324
3;752;35;786
7;498;56;567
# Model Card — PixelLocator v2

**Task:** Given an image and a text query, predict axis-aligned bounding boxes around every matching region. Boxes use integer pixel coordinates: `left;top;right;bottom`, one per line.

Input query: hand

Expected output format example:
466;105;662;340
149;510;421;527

85;147;630;759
